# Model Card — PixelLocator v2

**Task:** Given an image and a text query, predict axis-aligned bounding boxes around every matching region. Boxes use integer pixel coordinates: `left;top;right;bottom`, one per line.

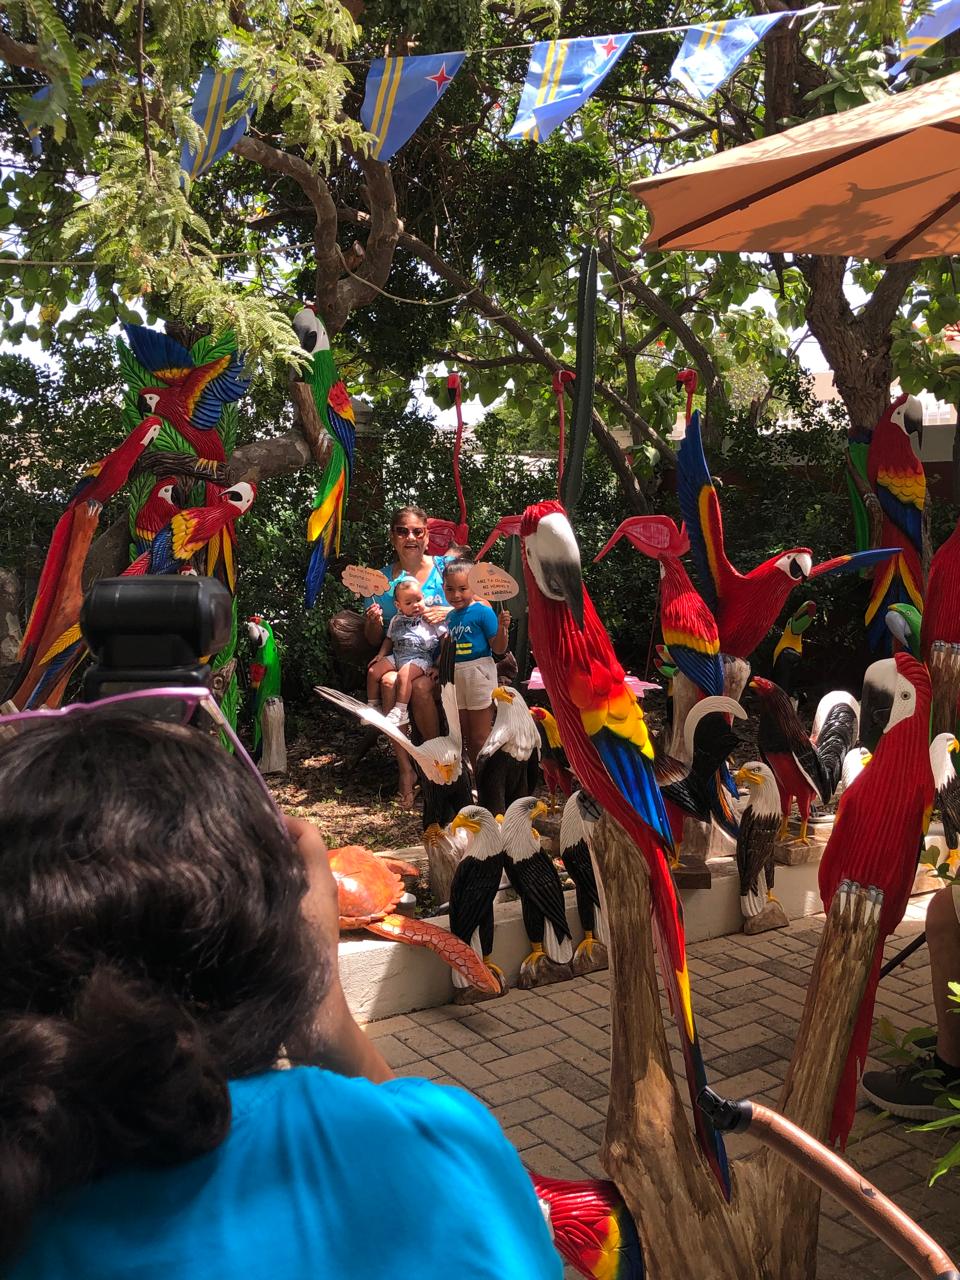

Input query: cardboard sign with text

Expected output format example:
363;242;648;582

468;563;519;602
341;565;390;598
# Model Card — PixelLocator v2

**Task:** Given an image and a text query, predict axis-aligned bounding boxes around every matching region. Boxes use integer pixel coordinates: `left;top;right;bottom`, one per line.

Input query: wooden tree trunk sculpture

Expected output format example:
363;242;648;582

593;812;884;1280
259;698;288;774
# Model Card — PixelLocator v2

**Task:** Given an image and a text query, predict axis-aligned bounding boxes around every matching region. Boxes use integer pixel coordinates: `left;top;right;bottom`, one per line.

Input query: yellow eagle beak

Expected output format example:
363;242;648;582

531;800;549;821
491;687;513;704
950;738;960;755
450;813;481;835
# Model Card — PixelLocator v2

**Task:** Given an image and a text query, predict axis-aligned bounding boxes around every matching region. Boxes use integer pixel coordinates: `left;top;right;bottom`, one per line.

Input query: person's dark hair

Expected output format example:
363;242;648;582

0;714;327;1262
443;558;473;581
389;505;427;531
445;543;474;561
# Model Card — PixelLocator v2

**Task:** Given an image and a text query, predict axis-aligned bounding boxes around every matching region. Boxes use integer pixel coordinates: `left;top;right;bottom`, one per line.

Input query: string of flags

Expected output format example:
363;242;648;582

18;3;960;168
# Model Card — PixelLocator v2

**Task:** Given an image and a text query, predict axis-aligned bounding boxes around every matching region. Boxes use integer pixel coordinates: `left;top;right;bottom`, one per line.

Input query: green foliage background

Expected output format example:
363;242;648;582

1;337;891;708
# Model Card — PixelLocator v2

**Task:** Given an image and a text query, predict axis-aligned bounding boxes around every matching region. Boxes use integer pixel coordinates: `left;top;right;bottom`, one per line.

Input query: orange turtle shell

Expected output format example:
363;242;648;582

329;845;420;928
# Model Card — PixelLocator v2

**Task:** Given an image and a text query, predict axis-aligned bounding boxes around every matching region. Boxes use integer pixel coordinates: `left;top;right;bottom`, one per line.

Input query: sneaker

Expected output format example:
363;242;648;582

385;704;409;727
860;1055;956;1121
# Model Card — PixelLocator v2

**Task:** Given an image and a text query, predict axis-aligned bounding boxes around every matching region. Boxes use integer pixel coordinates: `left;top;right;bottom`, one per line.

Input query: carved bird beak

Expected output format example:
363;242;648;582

531;800;550;821
491;687;514;704
450;813;481;835
438;762;457;783
951;739;960;755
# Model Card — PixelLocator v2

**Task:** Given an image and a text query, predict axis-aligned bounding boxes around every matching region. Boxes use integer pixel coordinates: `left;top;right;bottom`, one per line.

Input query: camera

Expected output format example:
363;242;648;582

80;577;233;701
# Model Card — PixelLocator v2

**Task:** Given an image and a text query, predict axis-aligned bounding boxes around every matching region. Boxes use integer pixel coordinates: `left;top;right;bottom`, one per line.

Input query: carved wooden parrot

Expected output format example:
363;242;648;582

818;653;933;1146
865;394;925;653
293;307;357;608
247;616;282;757
596;515;723;698
5;417;162;701
677;410;898;660
520;499;730;1198
123;325;248;467
122;482;256;587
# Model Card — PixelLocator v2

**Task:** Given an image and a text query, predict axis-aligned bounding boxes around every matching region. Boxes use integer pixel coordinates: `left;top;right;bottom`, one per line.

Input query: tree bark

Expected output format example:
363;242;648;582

594;813;760;1278
591;815;887;1280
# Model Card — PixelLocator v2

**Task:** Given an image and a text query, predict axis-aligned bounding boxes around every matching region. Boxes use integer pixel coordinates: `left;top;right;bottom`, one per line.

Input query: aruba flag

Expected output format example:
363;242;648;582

890;0;960;75
671;13;784;100
507;34;632;142
180;67;250;181
360;53;466;162
20;76;100;157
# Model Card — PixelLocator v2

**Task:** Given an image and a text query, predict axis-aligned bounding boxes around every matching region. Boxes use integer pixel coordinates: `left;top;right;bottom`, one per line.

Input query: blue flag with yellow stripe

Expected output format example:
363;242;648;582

20;76;100;157
360;53;465;162
671;13;784;100
506;34;632;142
890;0;960;75
180;67;250;181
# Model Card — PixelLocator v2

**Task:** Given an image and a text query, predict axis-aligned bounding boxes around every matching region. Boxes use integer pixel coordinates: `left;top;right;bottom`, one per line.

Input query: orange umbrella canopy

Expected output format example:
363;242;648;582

630;71;960;262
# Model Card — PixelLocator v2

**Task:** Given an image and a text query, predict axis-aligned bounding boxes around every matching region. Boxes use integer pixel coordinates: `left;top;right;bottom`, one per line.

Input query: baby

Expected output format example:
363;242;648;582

367;577;444;726
443;559;510;768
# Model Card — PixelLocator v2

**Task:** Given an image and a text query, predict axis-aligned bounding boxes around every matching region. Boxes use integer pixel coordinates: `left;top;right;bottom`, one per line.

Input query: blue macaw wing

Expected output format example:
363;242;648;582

591;725;674;849
25;638;85;709
670;644;724;699
676;411;719;612
123;324;194;375
876;486;923;549
148;527;177;575
327;402;356;476
305;535;333;609
191;353;250;429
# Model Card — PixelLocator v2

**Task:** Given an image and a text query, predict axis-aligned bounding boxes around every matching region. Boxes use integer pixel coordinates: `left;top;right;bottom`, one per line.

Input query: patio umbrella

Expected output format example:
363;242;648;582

630;70;960;261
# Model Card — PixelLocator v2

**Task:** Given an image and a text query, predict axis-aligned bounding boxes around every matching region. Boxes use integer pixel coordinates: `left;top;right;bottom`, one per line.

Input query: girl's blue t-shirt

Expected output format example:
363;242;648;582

447;601;499;661
12;1067;562;1280
364;556;448;624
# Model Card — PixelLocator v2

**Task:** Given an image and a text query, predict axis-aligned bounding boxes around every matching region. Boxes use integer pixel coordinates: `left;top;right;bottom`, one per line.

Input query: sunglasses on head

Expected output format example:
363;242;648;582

393;525;426;538
0;687;286;834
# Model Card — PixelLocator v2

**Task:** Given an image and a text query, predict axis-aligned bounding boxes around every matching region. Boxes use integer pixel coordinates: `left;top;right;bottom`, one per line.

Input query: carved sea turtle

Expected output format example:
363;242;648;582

329;845;499;994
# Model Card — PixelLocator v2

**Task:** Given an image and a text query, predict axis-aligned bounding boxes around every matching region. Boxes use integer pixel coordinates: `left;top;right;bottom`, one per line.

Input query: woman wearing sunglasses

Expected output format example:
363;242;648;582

0;703;560;1280
362;505;451;806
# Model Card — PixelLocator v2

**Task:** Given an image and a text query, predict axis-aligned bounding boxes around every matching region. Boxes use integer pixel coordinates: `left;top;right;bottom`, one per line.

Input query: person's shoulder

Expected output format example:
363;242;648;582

269;1068;511;1155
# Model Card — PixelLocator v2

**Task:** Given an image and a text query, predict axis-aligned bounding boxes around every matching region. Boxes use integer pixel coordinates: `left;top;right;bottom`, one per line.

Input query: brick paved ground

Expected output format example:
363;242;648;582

367;900;960;1279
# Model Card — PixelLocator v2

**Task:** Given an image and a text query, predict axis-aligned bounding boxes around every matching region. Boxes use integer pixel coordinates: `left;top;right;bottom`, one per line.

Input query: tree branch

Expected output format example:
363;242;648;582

232;134;342;327
598;237;729;431
0;28;48;72
233;138;399;335
338;205;666;502
858;261;919;343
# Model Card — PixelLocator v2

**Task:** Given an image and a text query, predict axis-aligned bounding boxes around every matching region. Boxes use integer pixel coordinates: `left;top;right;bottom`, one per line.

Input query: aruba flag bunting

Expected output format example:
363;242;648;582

361;52;466;161
20;76;100;157
671;13;784;100
180;67;251;180
890;0;960;75
507;35;632;142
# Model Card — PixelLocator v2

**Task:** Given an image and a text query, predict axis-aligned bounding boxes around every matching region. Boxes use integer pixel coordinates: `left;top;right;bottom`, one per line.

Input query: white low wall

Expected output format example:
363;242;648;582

344;815;950;1025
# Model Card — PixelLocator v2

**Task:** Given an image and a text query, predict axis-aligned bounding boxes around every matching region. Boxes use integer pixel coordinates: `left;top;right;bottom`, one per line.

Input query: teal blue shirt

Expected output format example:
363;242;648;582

447;601;500;662
12;1068;561;1280
363;557;448;625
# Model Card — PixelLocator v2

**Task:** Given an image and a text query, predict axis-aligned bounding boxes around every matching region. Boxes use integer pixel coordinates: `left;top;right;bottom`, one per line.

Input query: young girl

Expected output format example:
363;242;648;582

367;578;444;726
443;559;511;769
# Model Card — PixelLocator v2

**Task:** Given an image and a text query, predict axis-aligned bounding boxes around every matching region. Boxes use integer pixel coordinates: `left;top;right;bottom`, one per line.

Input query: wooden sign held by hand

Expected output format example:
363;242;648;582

469;563;520;602
341;565;390;598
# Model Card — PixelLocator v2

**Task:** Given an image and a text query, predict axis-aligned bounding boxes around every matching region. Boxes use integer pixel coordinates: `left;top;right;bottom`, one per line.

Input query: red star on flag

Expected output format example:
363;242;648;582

598;36;619;58
426;62;453;94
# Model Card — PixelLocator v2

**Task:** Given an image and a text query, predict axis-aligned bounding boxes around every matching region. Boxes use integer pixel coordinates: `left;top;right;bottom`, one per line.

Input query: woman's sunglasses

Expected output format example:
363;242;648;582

0;686;285;831
392;526;426;538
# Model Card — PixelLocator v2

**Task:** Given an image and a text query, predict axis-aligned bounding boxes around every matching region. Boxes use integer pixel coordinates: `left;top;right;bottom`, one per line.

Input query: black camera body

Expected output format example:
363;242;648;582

80;577;233;701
